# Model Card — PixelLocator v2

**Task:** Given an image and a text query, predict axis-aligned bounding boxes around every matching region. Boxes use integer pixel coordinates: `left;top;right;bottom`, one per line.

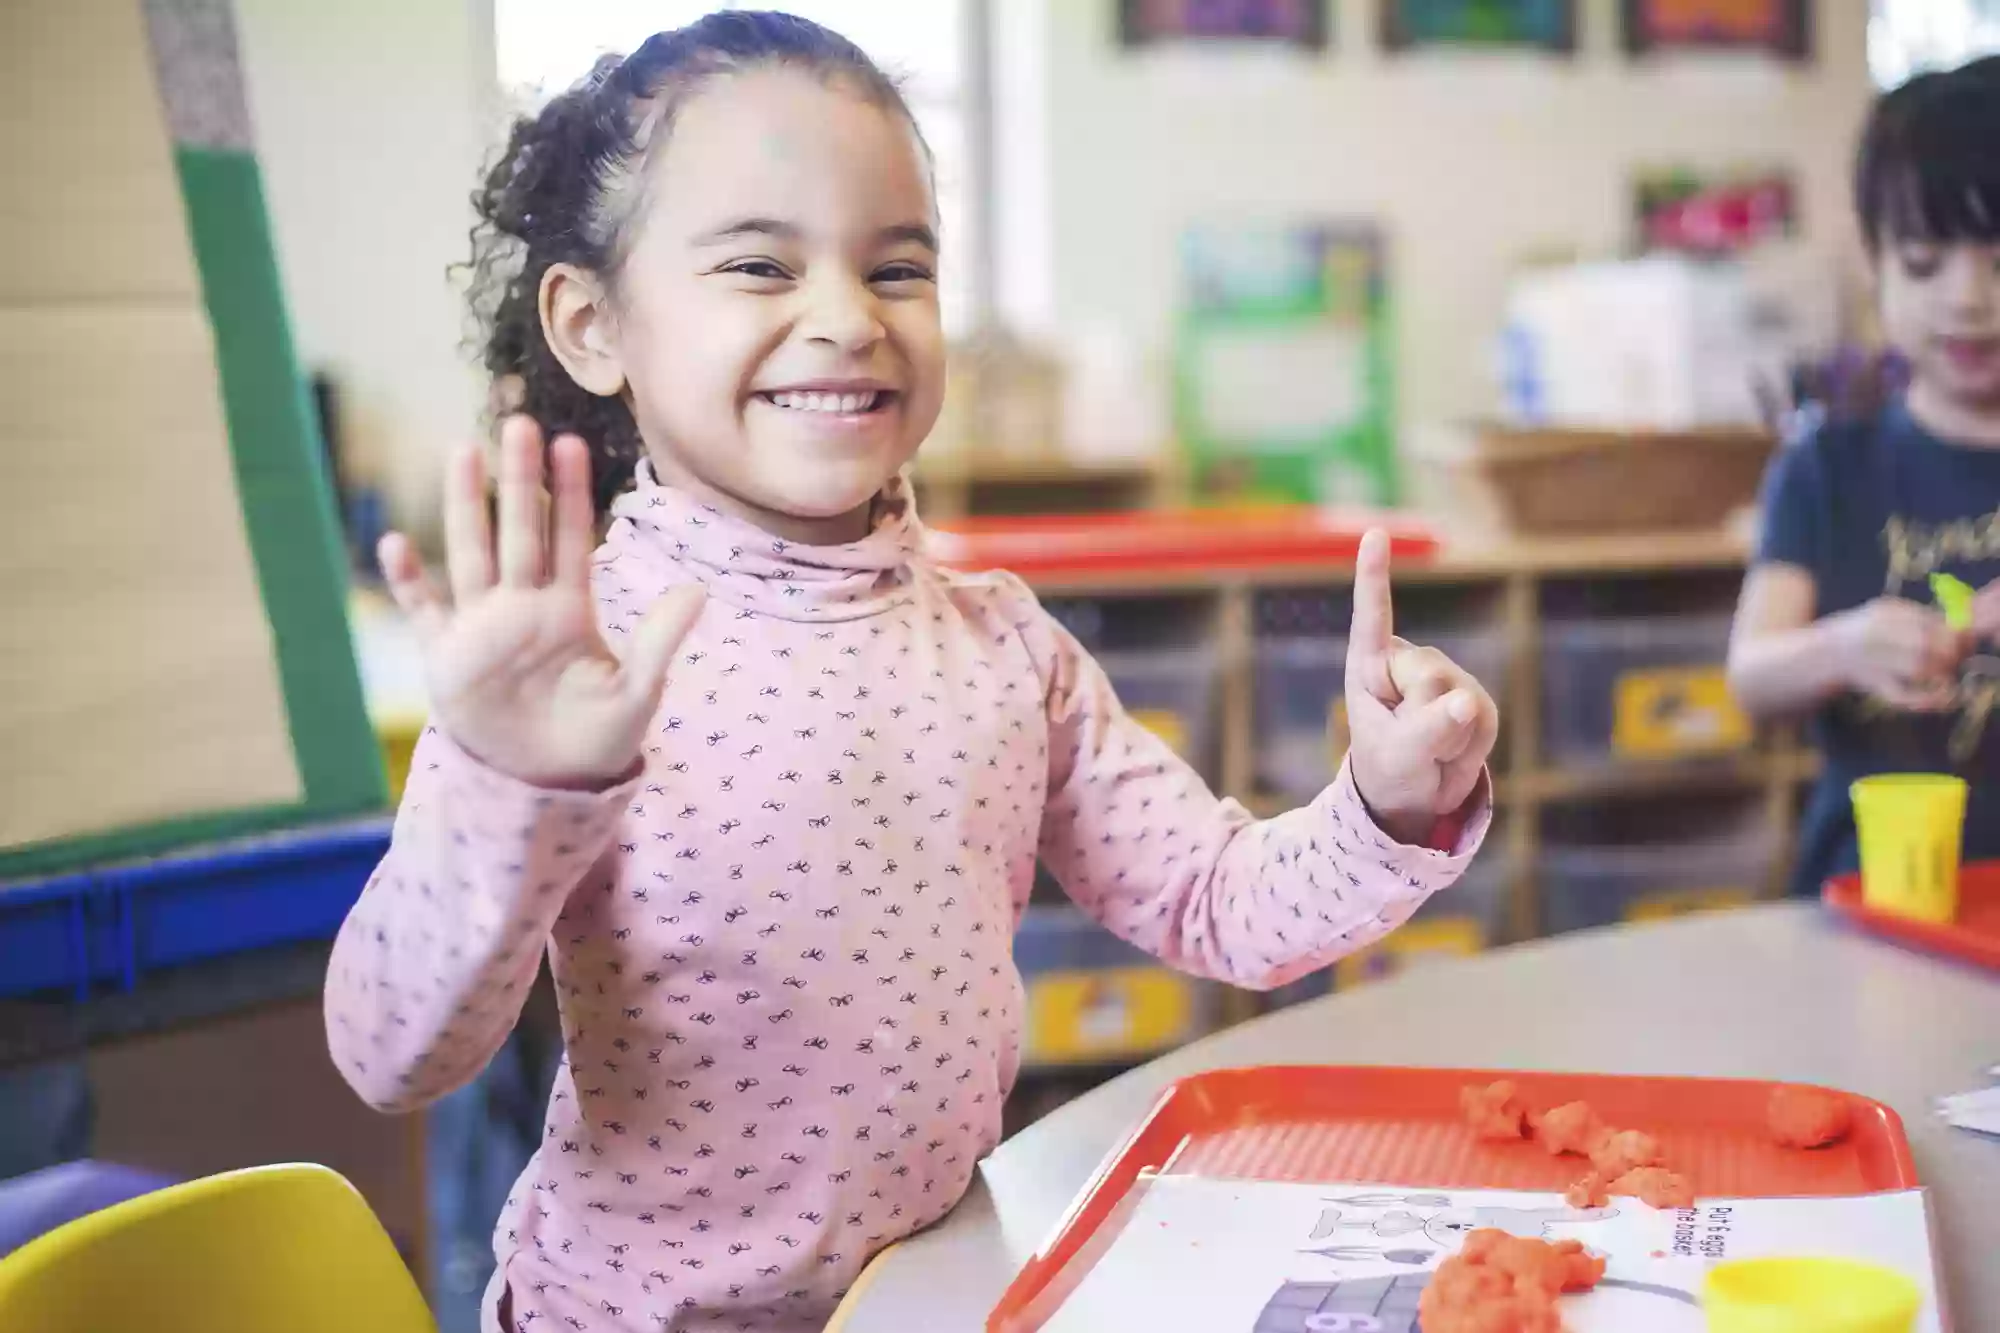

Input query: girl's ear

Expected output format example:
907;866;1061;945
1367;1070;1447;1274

541;263;627;398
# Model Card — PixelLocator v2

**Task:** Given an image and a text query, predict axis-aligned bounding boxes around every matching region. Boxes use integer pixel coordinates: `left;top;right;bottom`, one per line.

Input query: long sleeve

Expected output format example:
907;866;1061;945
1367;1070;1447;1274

1027;604;1490;992
324;726;634;1112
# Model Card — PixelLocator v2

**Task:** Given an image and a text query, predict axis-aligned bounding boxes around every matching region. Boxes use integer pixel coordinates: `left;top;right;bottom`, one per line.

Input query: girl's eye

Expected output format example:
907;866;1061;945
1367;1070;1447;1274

723;259;791;281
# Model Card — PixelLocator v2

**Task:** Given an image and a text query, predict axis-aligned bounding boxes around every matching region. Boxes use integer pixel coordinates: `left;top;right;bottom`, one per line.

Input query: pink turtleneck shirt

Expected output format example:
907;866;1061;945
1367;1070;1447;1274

325;469;1489;1333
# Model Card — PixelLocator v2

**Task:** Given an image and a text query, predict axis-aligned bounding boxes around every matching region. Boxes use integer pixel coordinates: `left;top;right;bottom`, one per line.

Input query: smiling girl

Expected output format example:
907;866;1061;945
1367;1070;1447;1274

326;13;1496;1331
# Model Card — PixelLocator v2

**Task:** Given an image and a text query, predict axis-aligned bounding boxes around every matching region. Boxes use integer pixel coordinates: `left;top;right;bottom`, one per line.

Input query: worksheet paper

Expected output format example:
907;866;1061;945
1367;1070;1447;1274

1039;1175;1942;1333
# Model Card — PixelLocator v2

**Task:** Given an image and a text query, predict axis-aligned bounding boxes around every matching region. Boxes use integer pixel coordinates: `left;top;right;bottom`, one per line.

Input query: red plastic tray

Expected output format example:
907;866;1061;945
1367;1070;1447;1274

988;1065;1918;1332
928;507;1440;580
1824;861;2000;972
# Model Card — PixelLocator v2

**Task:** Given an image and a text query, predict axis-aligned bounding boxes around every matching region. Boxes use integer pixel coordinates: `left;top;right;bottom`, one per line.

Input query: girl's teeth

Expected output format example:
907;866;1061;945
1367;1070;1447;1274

769;391;878;413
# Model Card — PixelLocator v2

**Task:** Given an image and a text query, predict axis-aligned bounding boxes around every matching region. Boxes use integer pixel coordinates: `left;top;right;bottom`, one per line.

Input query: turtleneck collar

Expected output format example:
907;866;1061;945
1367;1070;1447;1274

601;462;924;623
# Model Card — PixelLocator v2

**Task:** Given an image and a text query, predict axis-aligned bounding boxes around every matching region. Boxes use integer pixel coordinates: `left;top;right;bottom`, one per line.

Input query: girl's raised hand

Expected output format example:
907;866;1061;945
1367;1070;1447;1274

1343;529;1498;844
377;415;705;790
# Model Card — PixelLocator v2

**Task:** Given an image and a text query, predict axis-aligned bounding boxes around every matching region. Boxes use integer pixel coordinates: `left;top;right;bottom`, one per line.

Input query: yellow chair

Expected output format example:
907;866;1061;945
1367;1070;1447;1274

0;1163;436;1333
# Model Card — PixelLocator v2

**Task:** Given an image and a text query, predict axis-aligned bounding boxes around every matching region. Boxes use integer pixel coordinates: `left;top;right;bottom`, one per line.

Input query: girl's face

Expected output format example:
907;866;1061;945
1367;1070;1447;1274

597;69;944;543
1878;237;2000;419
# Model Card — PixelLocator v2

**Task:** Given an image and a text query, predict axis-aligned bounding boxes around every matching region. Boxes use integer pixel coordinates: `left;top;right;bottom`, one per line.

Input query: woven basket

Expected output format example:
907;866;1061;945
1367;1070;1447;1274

1443;426;1777;535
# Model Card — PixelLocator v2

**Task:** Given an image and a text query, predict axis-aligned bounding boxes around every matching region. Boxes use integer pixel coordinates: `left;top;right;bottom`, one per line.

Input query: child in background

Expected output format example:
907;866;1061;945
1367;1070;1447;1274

1730;56;2000;897
326;13;1496;1332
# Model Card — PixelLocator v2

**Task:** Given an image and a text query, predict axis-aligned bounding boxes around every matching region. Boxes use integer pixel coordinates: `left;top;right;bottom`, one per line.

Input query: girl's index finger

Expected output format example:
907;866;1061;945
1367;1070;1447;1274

550;432;597;588
1348;526;1396;642
1346;529;1397;702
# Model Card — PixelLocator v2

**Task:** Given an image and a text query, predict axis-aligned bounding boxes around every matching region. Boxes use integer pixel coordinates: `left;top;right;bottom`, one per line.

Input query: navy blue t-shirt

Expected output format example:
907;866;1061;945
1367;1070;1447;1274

1757;400;2000;896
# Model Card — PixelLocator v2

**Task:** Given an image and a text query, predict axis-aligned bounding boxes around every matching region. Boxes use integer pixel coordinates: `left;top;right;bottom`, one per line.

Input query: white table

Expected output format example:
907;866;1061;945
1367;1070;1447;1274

831;904;2000;1331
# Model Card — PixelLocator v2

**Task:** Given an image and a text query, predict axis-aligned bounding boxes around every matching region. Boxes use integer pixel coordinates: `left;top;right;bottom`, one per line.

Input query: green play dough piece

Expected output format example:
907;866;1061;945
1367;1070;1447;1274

1931;572;1975;629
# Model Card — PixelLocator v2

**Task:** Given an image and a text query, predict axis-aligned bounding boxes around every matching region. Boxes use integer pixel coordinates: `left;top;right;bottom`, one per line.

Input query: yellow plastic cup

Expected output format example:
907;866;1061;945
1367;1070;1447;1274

1850;774;1967;925
1703;1257;1921;1333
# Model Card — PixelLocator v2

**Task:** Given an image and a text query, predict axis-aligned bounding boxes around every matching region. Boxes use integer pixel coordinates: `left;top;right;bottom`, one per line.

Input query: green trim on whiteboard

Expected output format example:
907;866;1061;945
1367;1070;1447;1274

172;145;383;814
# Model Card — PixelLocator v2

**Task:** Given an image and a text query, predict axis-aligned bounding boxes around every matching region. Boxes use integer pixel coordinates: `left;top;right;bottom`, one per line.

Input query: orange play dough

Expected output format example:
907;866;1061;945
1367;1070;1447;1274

1767;1085;1852;1149
1605;1166;1695;1210
1419;1229;1605;1333
1534;1101;1606;1157
1588;1128;1664;1178
1460;1080;1530;1141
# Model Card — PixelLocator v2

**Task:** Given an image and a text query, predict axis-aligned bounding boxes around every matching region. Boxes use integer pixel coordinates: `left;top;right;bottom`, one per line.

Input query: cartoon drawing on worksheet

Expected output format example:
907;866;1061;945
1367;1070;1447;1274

1258;1191;1702;1333
1306;1192;1619;1250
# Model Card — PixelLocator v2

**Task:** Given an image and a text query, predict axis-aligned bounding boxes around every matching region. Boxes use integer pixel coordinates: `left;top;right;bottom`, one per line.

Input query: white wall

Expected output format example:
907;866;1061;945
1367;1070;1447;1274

232;0;1877;519
233;0;501;536
1005;0;1875;440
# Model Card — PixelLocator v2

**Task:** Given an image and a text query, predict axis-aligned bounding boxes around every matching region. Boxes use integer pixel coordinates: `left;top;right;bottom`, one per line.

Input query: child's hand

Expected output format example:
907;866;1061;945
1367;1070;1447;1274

377;416;706;790
1829;596;1966;712
1972;577;2000;642
1344;530;1499;845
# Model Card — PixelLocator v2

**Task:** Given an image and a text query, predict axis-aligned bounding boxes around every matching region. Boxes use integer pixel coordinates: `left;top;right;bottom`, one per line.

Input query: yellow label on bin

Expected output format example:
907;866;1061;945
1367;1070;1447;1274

1026;967;1195;1062
1335;916;1486;988
1129;708;1190;758
1623;886;1755;923
1611;665;1751;758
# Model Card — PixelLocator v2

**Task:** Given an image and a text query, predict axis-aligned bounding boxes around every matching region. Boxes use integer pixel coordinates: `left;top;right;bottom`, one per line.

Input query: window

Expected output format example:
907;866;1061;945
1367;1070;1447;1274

1869;0;2000;86
493;0;982;331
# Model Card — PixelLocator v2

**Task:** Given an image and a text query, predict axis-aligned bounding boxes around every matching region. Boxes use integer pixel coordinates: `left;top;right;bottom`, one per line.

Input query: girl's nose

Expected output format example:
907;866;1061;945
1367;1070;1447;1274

800;275;886;353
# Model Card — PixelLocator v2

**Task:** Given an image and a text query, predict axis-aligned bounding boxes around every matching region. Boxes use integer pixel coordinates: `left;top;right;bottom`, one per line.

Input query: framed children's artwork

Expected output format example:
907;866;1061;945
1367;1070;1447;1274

1118;0;1331;50
1380;0;1576;53
1621;0;1811;60
1174;223;1398;507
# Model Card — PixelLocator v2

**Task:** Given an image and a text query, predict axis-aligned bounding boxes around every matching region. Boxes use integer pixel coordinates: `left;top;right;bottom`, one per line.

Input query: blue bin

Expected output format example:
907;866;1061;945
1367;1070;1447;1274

0;819;391;999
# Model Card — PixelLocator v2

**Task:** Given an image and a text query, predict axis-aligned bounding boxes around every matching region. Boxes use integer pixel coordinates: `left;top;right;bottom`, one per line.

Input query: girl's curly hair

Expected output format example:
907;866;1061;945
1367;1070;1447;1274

461;11;920;514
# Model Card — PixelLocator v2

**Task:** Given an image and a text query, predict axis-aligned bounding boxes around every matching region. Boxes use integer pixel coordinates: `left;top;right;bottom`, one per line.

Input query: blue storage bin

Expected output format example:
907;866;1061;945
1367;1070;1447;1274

1013;906;1223;1066
1540;813;1771;935
1096;646;1221;771
0;819;390;998
1540;612;1747;763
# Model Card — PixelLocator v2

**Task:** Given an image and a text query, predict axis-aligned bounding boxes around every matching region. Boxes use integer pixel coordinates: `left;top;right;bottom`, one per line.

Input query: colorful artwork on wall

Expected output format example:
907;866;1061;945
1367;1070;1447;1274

1380;0;1576;53
1117;0;1331;49
1621;0;1811;59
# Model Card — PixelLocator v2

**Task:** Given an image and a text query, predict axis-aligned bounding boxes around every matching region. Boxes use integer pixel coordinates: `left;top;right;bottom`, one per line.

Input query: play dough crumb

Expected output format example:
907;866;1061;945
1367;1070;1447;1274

1768;1085;1853;1148
1461;1080;1530;1141
1534;1101;1607;1157
1606;1166;1695;1210
1420;1230;1604;1332
1588;1128;1664;1177
1563;1172;1610;1209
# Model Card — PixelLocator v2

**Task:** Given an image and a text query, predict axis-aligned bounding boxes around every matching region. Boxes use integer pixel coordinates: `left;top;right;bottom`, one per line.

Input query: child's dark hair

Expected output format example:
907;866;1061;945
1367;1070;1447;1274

465;11;922;512
1855;54;2000;252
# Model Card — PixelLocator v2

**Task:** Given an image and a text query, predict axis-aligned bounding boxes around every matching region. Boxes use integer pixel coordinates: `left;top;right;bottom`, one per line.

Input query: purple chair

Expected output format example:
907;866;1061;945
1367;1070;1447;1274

0;1161;179;1257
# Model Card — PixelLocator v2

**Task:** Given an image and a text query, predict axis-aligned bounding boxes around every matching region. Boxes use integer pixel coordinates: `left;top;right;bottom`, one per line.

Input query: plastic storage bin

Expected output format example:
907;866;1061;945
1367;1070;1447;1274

1540;807;1773;935
1540;612;1748;763
1252;628;1508;799
1097;646;1221;770
0;821;390;999
1264;842;1512;1007
1013;906;1223;1066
